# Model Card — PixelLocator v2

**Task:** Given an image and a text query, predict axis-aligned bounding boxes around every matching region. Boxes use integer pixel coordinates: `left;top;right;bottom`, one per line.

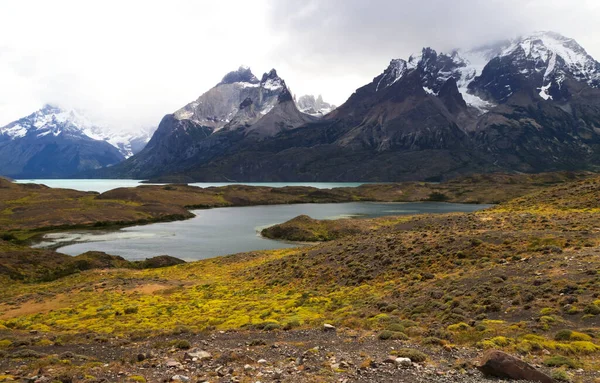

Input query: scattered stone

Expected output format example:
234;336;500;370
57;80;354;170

257;359;267;364
171;375;190;382
185;350;212;361
323;323;336;331
478;350;554;383
395;357;412;368
166;360;183;369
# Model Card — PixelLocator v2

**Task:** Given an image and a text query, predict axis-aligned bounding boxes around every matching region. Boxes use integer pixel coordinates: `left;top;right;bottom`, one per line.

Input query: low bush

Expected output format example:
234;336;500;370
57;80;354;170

543;356;578;369
393;348;427;363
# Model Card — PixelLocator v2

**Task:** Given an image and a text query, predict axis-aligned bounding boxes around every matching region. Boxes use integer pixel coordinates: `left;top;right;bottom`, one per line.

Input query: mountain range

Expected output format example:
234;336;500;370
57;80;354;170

5;31;600;181
93;31;600;182
0;106;153;178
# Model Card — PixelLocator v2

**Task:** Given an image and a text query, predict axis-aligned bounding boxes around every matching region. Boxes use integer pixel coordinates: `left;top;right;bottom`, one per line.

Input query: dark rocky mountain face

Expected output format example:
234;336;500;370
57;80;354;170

0;106;125;178
100;32;600;182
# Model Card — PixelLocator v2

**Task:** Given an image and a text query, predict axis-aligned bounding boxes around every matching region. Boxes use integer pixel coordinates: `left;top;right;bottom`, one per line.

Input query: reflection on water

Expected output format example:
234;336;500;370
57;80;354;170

37;202;491;261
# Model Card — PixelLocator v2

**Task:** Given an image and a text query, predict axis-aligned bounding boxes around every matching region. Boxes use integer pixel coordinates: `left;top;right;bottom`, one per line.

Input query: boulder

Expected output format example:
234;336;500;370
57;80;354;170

478;350;554;383
395;357;412;368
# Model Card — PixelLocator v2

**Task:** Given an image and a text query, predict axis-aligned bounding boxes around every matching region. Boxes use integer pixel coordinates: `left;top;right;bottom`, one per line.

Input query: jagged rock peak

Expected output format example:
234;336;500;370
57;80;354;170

297;94;336;116
260;69;287;92
375;59;410;91
218;66;259;86
261;69;280;82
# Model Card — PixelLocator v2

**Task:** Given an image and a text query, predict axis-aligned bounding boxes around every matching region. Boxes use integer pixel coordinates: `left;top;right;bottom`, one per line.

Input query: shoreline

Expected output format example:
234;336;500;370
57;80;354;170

30;201;490;259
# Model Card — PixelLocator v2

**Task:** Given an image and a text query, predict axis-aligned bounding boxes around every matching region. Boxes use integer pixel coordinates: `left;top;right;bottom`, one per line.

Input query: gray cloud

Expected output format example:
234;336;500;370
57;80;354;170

1;0;599;131
266;0;600;105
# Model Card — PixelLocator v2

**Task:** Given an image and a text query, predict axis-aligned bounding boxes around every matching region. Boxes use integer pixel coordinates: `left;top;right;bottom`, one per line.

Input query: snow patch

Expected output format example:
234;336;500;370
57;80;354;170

539;83;553;100
262;78;283;91
1;124;28;139
376;59;408;91
260;105;274;115
462;92;495;111
240;82;260;88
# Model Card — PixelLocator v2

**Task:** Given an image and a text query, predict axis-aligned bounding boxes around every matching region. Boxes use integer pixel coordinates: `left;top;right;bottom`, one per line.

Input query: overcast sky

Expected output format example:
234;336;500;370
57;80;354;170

1;0;599;132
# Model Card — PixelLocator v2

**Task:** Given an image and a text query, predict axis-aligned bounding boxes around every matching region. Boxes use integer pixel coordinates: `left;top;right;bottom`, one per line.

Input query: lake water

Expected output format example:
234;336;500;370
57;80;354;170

14;179;368;193
35;202;491;261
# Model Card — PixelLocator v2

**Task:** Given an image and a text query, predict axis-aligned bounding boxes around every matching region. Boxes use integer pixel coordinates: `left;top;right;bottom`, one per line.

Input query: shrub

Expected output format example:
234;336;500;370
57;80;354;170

551;368;571;382
554;330;573;341
283;319;301;330
569;341;599;354
9;349;45;359
543;356;578;369
390;332;409;340
124;306;139;315
386;323;405;332
583;304;600;315
378;330;408;340
540;307;555;315
394;348;427;363
421;337;445;346
0;340;12;348
569;332;592;341
399;319;418;328
478;336;512;349
0;233;16;241
263;323;281;331
170;340;190;350
447;322;470;332
564;306;580;315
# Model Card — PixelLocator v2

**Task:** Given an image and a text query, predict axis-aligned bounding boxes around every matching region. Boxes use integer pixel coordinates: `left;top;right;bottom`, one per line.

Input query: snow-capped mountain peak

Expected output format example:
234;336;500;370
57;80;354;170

372;31;600;111
173;67;297;131
499;31;600;89
0;105;151;158
260;69;285;91
0;105;94;140
375;48;494;112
